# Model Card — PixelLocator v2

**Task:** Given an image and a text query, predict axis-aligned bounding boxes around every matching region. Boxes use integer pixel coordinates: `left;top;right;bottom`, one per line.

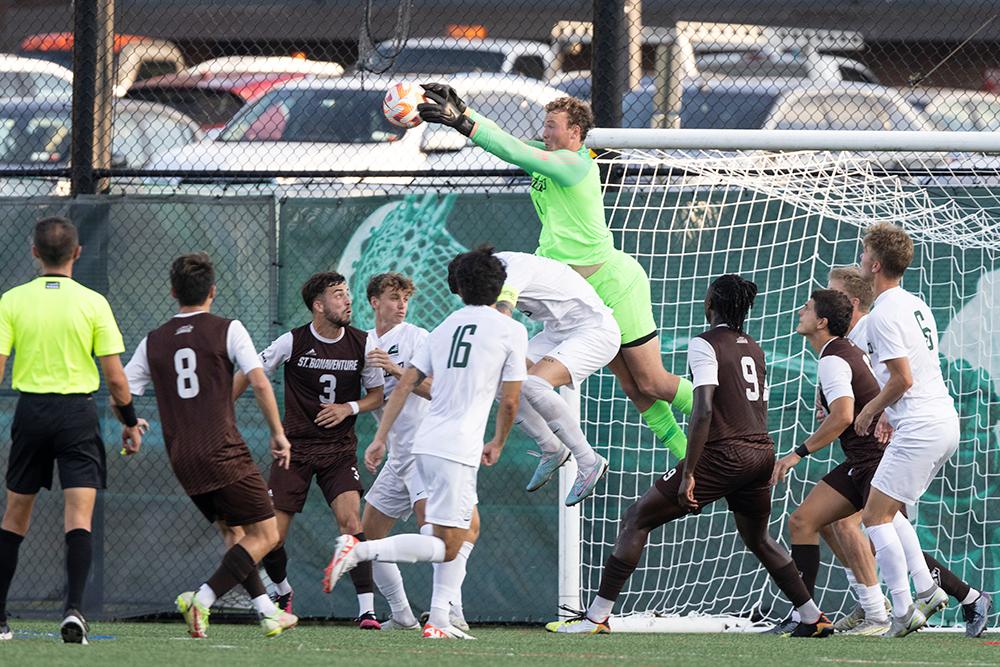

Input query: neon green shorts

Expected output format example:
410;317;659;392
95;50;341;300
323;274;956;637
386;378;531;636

586;249;657;346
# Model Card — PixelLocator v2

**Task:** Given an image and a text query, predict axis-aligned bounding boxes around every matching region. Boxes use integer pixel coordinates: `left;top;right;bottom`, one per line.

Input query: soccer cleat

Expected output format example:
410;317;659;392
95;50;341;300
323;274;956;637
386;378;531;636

321;534;360;594
962;592;992;638
422;623;476;639
840;618;891;636
565;455;609;506
419;608;470;633
526;446;572;492
381;616;420;631
883;604;927;637
545;615;611;634
832;604;865;632
259;609;298;638
272;590;293;614
763;615;798;635
915;586;949;623
176;591;211;638
0;622;11;641
789;613;834;638
357;611;382;630
60;608;89;645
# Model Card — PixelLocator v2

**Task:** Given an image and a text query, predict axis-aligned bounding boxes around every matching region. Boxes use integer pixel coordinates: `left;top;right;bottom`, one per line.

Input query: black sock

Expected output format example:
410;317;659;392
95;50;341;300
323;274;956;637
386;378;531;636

262;546;288;584
596;555;637;606
64;529;92;613
243;568;267;600
0;529;25;623
923;552;971;602
790;544;821;598
207;544;257;599
769;560;812;609
348;533;373;595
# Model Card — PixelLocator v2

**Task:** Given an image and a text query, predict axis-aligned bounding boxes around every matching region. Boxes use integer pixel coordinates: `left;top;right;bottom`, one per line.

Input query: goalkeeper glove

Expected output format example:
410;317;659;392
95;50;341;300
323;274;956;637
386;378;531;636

418;86;475;137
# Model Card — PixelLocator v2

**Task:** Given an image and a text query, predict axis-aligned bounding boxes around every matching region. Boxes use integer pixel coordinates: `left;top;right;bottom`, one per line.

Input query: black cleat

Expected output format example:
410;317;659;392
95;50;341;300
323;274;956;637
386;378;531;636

60;608;89;645
764;615;798;635
963;592;992;638
789;613;834;638
0;621;12;641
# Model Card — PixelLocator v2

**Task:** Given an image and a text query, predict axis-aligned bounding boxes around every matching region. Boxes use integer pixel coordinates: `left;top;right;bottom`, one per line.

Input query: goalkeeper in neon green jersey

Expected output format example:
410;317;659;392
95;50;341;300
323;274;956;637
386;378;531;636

418;84;692;457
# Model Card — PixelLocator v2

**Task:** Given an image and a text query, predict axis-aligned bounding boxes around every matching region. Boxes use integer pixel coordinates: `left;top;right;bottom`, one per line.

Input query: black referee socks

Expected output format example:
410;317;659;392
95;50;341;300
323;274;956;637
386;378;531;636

0;529;25;622
64;528;92;613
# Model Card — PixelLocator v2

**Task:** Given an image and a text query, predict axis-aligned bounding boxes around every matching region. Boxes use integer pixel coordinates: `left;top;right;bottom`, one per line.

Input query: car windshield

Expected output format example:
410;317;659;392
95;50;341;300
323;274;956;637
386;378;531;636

696;54;811;79
0;110;71;164
680;88;778;129
220;88;404;143
127;87;245;127
371;48;506;74
0;72;72;99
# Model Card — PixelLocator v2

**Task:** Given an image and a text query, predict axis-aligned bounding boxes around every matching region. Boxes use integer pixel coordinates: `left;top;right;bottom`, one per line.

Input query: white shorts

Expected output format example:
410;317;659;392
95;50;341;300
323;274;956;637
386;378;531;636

415;453;478;529
364;455;427;521
870;417;960;506
527;319;620;390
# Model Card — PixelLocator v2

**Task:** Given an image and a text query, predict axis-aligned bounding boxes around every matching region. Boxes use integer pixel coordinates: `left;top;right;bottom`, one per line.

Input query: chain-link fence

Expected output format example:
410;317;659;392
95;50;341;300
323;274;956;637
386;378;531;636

2;1;1000;191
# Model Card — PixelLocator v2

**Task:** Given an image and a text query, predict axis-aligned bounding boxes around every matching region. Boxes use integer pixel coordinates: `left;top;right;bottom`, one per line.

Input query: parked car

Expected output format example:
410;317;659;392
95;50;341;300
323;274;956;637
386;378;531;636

0;54;73;99
366;38;554;80
145;73;564;194
919;90;1000;132
0;97;203;196
187;56;345;77
17;33;184;96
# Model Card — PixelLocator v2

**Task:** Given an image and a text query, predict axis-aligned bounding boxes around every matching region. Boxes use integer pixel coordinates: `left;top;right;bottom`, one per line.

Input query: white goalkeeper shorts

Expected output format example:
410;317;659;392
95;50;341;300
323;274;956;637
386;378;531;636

364;454;427;521
527;317;620;390
415;453;478;530
870;416;960;506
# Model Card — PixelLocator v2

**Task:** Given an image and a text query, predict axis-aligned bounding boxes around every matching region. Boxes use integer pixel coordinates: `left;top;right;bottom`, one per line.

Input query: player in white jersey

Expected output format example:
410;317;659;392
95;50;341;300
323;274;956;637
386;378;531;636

360;272;476;632
855;224;958;637
447;248;618;505
323;249;528;640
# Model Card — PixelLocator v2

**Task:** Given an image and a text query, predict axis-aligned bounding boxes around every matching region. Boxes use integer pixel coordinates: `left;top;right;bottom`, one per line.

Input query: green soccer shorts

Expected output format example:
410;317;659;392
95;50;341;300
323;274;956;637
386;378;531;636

586;249;658;346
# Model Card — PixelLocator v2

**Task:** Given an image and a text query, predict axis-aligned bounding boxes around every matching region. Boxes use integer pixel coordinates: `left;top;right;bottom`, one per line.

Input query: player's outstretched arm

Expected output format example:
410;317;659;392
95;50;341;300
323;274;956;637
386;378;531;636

772;396;853;485
483;379;522;466
679;386;714;512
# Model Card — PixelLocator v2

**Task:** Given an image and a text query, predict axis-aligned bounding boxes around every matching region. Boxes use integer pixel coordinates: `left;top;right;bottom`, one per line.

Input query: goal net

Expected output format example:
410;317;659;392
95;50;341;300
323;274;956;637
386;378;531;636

573;130;1000;632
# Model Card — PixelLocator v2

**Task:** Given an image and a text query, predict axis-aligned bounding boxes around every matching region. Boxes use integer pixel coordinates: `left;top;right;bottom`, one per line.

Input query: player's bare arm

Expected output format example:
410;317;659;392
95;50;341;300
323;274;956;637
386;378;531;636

365;347;432;400
365;367;425;473
482;379;522;467
315;385;384;428
246;366;291;469
100;353;145;452
855;356;912;435
678;385;715;512
772;395;854;486
231;370;250;400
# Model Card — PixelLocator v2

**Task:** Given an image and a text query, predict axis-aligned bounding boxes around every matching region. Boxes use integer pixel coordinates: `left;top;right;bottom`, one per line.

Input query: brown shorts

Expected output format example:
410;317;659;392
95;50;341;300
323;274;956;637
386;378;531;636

268;451;363;514
654;443;775;517
822;460;879;511
190;472;275;527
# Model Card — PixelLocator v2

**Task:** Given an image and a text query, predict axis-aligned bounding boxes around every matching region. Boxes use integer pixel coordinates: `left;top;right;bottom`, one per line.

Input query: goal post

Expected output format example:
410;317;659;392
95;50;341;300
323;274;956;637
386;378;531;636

559;129;1000;632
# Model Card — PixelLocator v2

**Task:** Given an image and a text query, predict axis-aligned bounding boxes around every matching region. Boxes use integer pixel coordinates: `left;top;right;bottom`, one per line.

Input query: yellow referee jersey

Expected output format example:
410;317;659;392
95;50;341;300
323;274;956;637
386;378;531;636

0;276;124;394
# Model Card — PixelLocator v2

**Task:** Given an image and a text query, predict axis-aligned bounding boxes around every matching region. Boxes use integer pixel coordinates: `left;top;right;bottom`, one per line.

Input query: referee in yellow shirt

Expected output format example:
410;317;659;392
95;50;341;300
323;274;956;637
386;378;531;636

0;217;143;644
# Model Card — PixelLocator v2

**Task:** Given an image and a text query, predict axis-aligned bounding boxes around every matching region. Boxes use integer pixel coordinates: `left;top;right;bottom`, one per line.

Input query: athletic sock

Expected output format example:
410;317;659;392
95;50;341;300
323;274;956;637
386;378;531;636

354;534;446;563
64;528;92;612
251;594;278;616
0;529;24;623
595;555;637;611
587;595;615;622
922;552;972;603
349;533;374;613
450;541;474;621
195;583;217;608
768;560;812;609
891;513;935;594
523;376;596;468
672;378;694;415
242;568;267;599
866;523;914;615
204;544;257;604
274;578;293;596
961;589;982;605
428;556;464;628
514;400;562;455
859;584;889;622
795;600;821;625
373;561;417;624
790;544;821;597
640;401;686;459
262;546;288;587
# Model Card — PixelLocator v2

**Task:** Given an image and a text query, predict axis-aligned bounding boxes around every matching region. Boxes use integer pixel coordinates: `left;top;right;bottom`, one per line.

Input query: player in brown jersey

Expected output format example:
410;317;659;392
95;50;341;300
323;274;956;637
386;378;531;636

547;275;832;637
233;272;385;628
122;253;296;639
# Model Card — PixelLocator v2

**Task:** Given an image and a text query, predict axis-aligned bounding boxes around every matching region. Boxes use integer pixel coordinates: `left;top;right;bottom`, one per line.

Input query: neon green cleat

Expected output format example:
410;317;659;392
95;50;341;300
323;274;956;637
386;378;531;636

176;591;210;638
545;615;610;634
260;609;298;638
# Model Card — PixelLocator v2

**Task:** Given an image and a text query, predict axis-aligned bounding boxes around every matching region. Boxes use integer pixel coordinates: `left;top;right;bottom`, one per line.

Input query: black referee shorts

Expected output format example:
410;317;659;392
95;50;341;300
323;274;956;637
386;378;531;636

6;393;106;494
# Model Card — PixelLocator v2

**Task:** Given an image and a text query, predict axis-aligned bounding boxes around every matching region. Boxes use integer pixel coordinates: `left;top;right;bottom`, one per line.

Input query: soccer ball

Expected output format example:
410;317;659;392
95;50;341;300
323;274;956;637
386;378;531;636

382;82;426;129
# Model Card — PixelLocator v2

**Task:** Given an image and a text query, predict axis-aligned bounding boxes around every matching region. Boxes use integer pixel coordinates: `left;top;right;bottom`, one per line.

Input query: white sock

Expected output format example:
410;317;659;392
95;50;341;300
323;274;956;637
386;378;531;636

796;600;820;624
962;589;982;605
514;399;563;455
195;583;217;608
373;561;416;623
450;541;474;619
252;594;277;616
429;556;466;628
274;578;292;596
357;592;374;616
845;568;859;590
867;523;914;615
586;595;615;621
354;534;446;564
859;584;888;622
790;609;801;623
523;375;597;468
891;513;936;595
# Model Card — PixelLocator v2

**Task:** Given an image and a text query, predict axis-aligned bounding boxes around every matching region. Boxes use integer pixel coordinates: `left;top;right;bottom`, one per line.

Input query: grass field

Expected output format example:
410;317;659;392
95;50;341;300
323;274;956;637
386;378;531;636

1;621;998;666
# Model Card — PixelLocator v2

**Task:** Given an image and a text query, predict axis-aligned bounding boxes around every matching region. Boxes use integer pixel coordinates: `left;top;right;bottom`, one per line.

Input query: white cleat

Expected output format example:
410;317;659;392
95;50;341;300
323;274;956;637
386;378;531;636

422;623;476;639
381;616;420;631
841;618;891;636
565;455;609;506
322;534;361;593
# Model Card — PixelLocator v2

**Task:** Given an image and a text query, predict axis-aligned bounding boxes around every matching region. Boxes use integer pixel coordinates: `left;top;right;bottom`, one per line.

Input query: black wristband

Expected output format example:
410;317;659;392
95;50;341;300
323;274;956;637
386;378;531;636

794;443;811;458
118;401;138;428
455;115;476;137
